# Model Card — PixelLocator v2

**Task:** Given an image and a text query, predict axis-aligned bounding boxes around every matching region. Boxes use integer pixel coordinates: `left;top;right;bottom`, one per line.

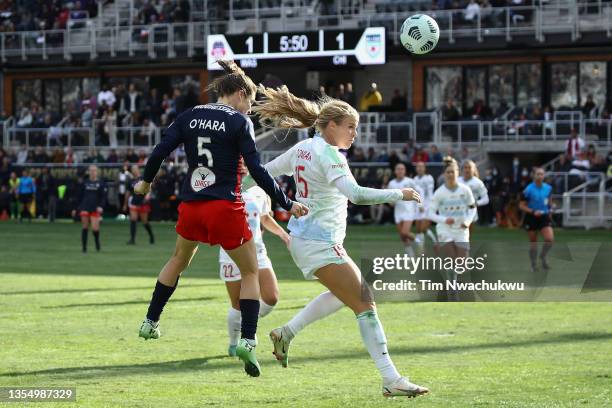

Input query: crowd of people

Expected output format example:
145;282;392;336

0;0;100;34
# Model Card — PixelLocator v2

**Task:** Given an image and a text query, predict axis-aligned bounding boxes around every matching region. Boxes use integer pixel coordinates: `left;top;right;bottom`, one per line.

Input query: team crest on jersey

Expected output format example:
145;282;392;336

191;167;216;192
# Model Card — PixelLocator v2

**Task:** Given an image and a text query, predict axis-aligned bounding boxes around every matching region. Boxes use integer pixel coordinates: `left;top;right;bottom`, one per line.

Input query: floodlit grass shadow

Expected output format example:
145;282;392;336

2;331;609;380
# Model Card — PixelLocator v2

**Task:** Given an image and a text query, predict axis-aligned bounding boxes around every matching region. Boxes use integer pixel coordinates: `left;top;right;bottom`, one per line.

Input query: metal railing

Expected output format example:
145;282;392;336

1;2;610;61
562;173;610;228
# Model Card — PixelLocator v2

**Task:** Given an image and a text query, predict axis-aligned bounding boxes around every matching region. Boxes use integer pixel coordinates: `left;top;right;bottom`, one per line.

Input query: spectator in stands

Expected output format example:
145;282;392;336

172;87;186;115
582;94;596;117
125;83;142;125
17;145;29;164
510;156;522;192
366;147;377;162
411;145;429;163
552;154;572;193
107;149;120;163
569;152;590;182
429;144;443;163
33;146;49;163
464;0;481;23
141;1;160;24
442;99;460;121
336;84;349;104
137;149;147;165
585;143;597;162
359;83;383;111
100;104;117;147
16;107;33;128
138;117;158;145
391;89;407;111
125;148;138;163
388;150;401;170
51;148;65;164
351;146;366;162
65;147;76;164
460;146;471;162
565;128;585;159
145;88;163;125
467;99;492;120
345;83;355;108
84;148;104;164
97;85;116;109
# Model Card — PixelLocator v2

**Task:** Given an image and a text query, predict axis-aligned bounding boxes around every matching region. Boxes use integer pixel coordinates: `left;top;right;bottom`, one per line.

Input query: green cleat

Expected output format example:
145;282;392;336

236;338;261;377
269;327;291;368
228;344;237;357
138;318;160;340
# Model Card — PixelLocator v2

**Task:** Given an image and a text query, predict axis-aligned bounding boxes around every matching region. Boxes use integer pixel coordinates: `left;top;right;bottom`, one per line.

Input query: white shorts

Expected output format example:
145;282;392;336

394;207;417;224
289;236;349;280
436;225;470;250
415;203;429;221
219;248;273;282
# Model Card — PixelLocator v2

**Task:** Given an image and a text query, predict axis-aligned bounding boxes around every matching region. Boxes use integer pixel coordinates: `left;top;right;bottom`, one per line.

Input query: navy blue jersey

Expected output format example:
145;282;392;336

78;179;107;212
143;103;293;211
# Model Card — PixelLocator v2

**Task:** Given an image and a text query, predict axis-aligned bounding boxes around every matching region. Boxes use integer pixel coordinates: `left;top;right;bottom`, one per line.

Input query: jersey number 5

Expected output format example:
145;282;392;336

295;165;308;198
198;137;214;167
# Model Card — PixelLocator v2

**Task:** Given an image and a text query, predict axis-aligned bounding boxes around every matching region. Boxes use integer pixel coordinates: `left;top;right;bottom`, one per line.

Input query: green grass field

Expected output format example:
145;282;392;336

1;221;611;407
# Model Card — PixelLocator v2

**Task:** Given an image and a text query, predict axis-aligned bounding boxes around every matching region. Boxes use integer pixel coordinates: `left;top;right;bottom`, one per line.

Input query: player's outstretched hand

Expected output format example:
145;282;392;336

401;188;422;203
134;180;151;195
290;202;309;219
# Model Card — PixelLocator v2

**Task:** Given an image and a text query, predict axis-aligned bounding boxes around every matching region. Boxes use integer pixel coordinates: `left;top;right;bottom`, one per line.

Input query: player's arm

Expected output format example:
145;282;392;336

140;119;183;193
519;190;534;214
334;173;418;205
427;193;449;224
237;118;296;212
261;214;290;247
97;181;107;213
462;188;477;228
242;147;294;191
476;181;490;206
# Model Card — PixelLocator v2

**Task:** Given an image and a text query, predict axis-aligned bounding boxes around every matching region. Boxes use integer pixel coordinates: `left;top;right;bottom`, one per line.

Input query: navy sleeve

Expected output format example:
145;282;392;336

237;118;293;211
144;119;183;183
98;181;107;208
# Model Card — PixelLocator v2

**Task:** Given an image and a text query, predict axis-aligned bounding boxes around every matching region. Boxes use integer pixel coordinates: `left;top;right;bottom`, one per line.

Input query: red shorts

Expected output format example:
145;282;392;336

175;200;252;250
80;210;101;218
129;204;151;214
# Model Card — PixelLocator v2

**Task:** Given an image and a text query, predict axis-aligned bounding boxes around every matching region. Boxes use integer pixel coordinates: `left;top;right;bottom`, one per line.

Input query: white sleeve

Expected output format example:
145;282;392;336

427;177;434;198
476;181;489;206
464;187;477;225
242;147;294;190
428;190;447;224
334;174;403;205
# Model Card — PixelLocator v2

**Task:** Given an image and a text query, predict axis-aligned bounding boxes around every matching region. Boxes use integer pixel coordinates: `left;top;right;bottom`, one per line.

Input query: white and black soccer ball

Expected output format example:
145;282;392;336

400;14;440;55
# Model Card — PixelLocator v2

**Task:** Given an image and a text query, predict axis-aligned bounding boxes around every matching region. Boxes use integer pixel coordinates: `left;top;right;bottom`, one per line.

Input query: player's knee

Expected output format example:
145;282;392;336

262;291;279;306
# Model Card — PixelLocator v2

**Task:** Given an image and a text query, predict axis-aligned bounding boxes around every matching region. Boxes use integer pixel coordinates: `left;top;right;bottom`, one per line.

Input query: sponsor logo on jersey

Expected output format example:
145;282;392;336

191;167;216;192
297;149;312;161
188;119;226;132
331;163;347;169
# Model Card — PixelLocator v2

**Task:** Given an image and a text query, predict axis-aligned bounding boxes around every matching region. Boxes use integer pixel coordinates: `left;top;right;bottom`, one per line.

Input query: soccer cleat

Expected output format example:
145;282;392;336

540;257;550;270
138;318;160;340
269;327;291;368
228;344;237;357
382;377;429;398
236;338;261;377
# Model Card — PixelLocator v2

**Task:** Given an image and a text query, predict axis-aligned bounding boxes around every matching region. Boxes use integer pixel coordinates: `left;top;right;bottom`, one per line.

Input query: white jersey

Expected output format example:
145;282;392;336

413;174;435;205
458;176;487;205
429;183;476;230
387;177;421;214
219;186;271;262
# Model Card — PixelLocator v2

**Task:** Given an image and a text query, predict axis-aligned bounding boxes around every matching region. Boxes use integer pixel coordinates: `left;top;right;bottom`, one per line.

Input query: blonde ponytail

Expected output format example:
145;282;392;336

253;84;359;133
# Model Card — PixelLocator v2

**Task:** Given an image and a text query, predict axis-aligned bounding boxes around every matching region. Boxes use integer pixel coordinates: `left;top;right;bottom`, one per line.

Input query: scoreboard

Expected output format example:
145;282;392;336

207;27;385;70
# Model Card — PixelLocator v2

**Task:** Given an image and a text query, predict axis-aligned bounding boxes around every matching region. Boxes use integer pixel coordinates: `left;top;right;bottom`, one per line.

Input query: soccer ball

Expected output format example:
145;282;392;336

400;14;440;55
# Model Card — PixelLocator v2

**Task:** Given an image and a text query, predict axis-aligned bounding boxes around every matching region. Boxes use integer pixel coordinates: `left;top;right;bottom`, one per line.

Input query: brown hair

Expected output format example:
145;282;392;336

462;159;480;179
443;156;459;172
206;60;257;98
252;85;359;133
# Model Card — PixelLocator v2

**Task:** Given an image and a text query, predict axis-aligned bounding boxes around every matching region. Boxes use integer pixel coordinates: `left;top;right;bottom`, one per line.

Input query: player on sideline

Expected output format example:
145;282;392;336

519;167;554;272
244;85;428;398
413;161;436;252
125;165;155;245
135;61;307;378
221;184;290;357
428;157;477;300
73;165;107;253
458;159;489;231
387;162;422;257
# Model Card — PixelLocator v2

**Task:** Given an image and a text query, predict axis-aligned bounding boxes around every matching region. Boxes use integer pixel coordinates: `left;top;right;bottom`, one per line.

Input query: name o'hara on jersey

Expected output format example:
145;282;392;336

188;118;226;132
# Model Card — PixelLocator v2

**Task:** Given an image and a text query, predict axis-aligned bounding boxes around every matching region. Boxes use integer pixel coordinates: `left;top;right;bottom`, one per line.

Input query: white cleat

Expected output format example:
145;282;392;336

382;377;429;398
269;327;291;368
138;318;160;340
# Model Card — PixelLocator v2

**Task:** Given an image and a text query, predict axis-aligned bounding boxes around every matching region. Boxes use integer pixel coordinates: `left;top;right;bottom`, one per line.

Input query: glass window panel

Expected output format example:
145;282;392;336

489;65;514;113
82;77;101;97
62;78;81;118
550;62;578;109
43;80;61;118
14;79;42;113
516;64;542;108
465;66;486;109
425;66;462;110
579;61;606;112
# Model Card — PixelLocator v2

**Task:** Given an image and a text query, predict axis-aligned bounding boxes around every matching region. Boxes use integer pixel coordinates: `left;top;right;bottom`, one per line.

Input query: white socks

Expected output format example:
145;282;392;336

285;291;344;339
259;300;275;318
227;307;242;346
357;310;401;384
227;301;275;346
405;245;415;257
